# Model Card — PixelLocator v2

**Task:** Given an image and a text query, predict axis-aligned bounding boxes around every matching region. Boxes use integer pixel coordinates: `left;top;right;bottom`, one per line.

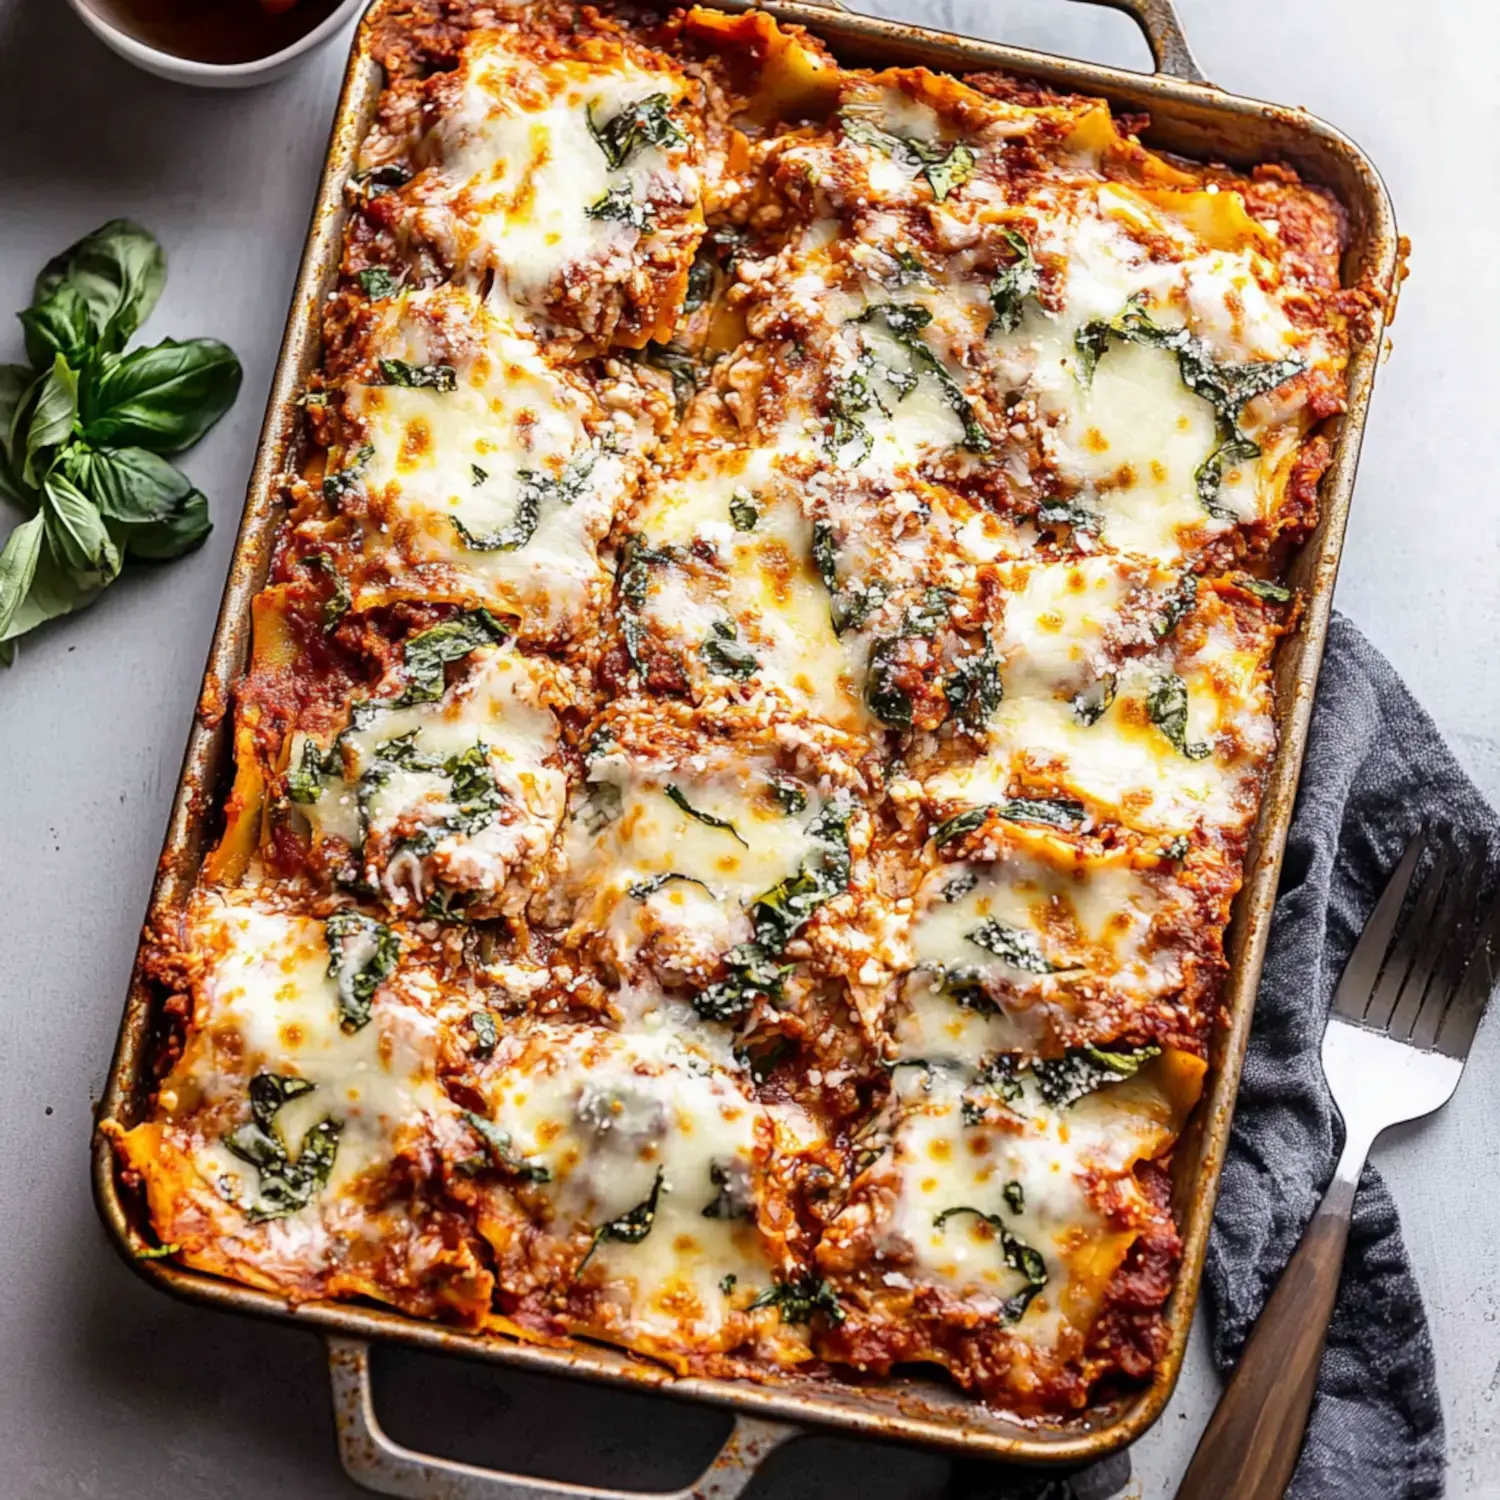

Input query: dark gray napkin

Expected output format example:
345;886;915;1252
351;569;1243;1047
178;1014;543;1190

1203;612;1497;1500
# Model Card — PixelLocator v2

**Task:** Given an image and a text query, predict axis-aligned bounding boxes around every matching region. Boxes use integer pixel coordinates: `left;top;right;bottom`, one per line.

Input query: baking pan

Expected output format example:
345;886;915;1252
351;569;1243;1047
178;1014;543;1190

91;0;1401;1491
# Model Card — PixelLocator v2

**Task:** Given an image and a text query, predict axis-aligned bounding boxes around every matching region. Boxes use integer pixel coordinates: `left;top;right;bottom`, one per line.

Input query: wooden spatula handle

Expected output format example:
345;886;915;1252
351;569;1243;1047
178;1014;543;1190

1173;1147;1365;1500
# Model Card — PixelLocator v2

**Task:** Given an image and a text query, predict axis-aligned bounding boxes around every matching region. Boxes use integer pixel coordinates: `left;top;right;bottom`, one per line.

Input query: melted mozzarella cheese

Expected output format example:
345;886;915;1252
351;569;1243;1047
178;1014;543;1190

418;41;697;313
876;1066;1173;1351
898;845;1180;1055
635;449;868;729
350;288;624;632
176;897;447;1211
563;748;829;974
299;646;567;914
476;1025;784;1343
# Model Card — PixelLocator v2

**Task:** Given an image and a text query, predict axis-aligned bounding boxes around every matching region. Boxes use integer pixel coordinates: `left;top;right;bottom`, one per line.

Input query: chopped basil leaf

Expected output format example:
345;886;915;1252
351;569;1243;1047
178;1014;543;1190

1146;670;1211;760
838;113;977;203
470;463;487;486
578;1167;665;1270
700;620;758;680
1035;497;1100;532
1032;1044;1161;1108
988;228;1039;334
932;1206;1047;1320
353;163;410;199
628;871;712;901
1237;574;1292;604
944;641;1002;729
1003;1180;1025;1215
729;487;759;531
322;443;374;505
960;1053;1023;1124
665;783;748;846
469;1009;499;1058
859;303;990;452
378;358;456;392
585;183;653;229
459;1110;551;1182
692;942;792;1024
586;93;685;170
224;1073;340;1222
720;1273;738;1294
748;1272;846;1324
768;773;807;816
684;253;715;313
1158;834;1190;860
301;551;350;630
1071;673;1117;726
323;909;399;1032
1195;433;1259;520
932;797;1086;848
286;737;330;805
966;918;1056;975
750;799;852;951
394;609;506;705
1154;573;1198;638
357;266;400;299
638;343;697;415
453;449;598;553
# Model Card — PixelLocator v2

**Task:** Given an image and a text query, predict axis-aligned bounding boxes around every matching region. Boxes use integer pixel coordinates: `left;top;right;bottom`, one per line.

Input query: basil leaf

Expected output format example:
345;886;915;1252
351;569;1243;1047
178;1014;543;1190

358;266;401;299
1195;433;1259;520
395;610;506;705
23;355;78;487
1154;573;1198;638
1146;671;1211;760
989;228;1039;335
586;184;653;229
925;142;976;201
248;1072;317;1132
41;471;120;579
586;94;684;170
729;488;759;531
459;1110;551;1183
1031;1043;1161;1108
0;519;110;664
286;738;329;804
452;450;597;553
302;552;351;629
1035;498;1099;533
1237;574;1291;604
67;443;188;522
638;344;697;414
20;283;95;369
80;337;242;454
469;1010;500;1058
700;621;758;680
113;486;211;561
693;941;791;1023
31;219;166;356
701;1160;753;1220
578;1167;666;1270
323;909;399;1032
0;512;46;641
748;1273;846;1325
665;783;748;846
966;918;1057;974
323;443;374;505
931;1205;1046;1320
944;642;1002;729
378;358;456;391
0;363;34;480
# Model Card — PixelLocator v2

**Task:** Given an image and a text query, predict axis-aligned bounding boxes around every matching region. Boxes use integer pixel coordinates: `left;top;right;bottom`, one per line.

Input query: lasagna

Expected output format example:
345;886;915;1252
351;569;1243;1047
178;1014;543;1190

109;0;1371;1418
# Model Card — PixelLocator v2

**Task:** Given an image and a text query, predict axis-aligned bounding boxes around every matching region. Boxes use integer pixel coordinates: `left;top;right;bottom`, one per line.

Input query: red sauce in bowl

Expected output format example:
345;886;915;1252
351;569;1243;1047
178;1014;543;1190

83;0;347;65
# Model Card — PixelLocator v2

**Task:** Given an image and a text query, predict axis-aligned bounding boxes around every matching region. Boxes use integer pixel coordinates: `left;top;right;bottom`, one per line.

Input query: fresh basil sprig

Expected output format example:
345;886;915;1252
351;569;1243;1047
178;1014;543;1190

0;220;242;665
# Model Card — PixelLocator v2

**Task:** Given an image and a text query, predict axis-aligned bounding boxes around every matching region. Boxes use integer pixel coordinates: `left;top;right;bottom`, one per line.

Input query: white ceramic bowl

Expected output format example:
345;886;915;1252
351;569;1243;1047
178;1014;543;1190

66;0;366;89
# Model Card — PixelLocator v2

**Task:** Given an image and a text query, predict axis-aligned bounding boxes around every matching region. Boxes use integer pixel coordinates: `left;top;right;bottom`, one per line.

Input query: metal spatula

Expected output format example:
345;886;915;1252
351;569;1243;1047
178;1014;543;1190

1174;823;1499;1500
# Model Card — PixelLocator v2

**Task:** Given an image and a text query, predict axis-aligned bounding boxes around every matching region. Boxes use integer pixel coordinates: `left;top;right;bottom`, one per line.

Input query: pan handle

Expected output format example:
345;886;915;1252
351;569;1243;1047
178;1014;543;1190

1062;0;1207;83
797;0;1207;86
326;1336;800;1500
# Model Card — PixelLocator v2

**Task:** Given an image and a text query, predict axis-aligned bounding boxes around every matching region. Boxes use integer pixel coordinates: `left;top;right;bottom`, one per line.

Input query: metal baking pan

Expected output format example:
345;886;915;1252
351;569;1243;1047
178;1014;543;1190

92;0;1400;1491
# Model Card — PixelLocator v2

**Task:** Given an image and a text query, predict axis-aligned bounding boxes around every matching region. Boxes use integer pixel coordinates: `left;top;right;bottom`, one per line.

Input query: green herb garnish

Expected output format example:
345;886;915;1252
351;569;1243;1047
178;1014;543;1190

223;1072;341;1223
577;1168;666;1271
664;783;748;846
932;1206;1047;1320
323;909;399;1032
378;358;456;392
0;220;240;664
586;94;684;170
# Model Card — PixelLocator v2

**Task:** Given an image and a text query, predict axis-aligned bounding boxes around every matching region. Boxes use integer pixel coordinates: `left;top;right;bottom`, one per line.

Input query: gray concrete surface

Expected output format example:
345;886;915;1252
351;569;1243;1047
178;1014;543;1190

0;1;1495;1496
